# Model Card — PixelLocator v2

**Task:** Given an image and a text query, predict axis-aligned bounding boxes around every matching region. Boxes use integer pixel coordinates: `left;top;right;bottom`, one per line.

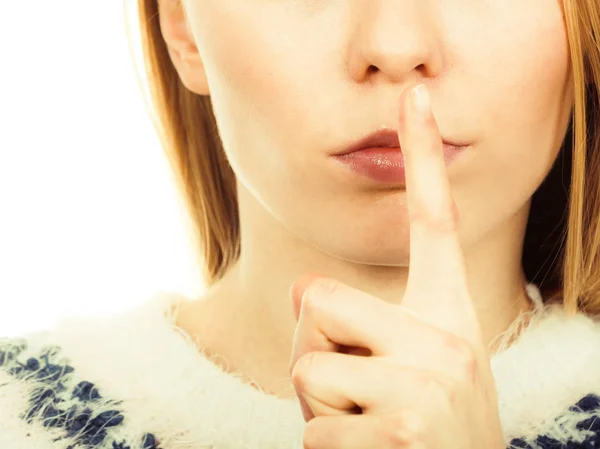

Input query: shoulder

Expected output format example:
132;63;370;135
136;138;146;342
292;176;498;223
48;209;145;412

493;303;600;447
0;292;187;449
508;393;600;448
0;332;139;448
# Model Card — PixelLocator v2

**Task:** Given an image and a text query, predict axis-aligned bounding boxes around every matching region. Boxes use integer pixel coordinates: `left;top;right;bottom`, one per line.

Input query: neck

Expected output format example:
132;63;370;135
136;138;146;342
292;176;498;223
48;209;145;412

177;186;534;399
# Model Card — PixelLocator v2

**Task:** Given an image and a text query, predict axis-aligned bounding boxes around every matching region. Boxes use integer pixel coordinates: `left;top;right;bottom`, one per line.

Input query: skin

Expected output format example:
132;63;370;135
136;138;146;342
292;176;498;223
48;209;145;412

159;0;574;406
285;86;507;447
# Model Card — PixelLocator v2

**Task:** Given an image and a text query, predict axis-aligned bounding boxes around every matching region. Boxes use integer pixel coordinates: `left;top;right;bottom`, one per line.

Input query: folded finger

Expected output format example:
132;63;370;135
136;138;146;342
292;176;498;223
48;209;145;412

303;413;426;449
292;351;452;418
289;276;455;370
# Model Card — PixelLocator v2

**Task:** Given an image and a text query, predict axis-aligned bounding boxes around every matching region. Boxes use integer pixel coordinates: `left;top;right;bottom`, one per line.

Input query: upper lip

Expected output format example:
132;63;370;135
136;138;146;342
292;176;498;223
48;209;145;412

332;129;470;156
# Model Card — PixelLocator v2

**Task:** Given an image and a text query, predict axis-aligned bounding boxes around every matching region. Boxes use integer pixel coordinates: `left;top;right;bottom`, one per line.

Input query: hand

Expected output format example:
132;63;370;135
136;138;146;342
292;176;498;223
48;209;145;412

288;84;505;449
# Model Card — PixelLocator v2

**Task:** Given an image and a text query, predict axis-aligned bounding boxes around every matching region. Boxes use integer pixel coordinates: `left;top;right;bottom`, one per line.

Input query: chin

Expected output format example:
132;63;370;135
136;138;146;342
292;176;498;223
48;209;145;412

315;240;411;267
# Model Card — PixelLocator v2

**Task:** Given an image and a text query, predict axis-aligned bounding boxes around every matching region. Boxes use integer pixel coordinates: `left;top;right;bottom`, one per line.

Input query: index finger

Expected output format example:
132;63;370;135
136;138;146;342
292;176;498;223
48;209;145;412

398;84;479;337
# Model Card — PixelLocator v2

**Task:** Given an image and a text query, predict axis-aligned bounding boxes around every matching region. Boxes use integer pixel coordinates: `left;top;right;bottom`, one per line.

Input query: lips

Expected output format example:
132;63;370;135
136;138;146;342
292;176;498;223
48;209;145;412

334;129;470;156
335;129;401;156
330;128;470;185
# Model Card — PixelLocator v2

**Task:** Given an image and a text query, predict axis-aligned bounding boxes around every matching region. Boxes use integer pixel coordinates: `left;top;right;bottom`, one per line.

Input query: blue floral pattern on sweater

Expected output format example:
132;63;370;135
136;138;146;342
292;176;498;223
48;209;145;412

508;394;600;448
0;339;161;449
1;337;600;448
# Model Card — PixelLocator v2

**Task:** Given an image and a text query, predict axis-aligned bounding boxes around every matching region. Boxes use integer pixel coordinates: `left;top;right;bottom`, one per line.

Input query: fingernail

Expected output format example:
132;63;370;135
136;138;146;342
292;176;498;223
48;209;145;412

411;84;430;117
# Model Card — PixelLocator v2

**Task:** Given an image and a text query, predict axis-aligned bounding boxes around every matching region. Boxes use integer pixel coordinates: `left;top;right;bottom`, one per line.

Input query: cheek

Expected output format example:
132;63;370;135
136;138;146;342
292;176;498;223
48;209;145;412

187;5;313;184
450;3;573;243
456;4;573;199
475;5;572;133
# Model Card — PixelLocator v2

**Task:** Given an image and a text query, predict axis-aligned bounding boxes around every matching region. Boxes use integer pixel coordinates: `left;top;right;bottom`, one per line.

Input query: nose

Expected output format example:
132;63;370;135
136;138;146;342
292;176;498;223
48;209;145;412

346;1;443;84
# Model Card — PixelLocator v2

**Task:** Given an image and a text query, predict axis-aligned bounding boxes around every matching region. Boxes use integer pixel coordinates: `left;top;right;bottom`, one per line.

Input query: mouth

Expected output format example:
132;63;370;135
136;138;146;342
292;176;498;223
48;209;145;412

330;129;471;185
332;128;471;156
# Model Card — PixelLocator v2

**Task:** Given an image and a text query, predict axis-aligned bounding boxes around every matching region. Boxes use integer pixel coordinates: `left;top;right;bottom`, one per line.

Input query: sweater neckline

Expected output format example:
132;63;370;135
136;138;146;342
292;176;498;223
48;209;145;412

157;283;546;402
77;283;600;446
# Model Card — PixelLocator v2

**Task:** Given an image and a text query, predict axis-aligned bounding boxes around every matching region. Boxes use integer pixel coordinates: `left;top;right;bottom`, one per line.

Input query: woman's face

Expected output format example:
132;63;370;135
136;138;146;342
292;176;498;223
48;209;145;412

179;1;573;265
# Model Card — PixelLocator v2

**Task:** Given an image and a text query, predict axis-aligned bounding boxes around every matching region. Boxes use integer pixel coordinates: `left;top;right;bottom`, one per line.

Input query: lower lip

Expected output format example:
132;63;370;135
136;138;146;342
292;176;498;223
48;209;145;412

331;144;466;185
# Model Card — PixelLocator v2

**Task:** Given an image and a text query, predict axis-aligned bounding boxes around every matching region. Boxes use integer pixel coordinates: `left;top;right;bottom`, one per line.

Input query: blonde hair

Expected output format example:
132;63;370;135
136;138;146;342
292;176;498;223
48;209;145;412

130;0;600;316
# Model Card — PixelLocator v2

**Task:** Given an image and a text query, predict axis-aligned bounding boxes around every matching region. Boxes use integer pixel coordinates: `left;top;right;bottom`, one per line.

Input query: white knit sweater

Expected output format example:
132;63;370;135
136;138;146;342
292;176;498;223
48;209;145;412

1;285;600;449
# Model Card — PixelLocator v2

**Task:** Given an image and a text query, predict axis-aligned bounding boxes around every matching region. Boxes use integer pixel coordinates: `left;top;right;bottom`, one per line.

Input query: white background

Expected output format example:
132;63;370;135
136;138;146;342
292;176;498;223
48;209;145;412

0;2;206;336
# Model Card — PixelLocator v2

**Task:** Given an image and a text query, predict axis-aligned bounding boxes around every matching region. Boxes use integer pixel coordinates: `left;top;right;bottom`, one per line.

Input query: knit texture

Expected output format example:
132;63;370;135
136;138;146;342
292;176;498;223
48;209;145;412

1;286;600;449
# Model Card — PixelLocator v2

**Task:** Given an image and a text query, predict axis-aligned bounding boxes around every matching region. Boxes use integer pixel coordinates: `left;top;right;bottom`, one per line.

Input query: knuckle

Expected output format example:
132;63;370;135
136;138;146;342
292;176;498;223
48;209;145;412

313;278;342;296
426;370;461;406
302;279;340;315
443;334;478;383
381;411;427;448
377;360;410;389
291;352;318;388
301;292;321;318
302;419;322;449
411;370;438;391
442;377;462;406
409;370;452;405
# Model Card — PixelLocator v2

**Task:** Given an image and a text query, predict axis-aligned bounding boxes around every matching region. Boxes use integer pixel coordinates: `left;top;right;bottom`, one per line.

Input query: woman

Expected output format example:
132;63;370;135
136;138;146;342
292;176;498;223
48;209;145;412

1;0;600;447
